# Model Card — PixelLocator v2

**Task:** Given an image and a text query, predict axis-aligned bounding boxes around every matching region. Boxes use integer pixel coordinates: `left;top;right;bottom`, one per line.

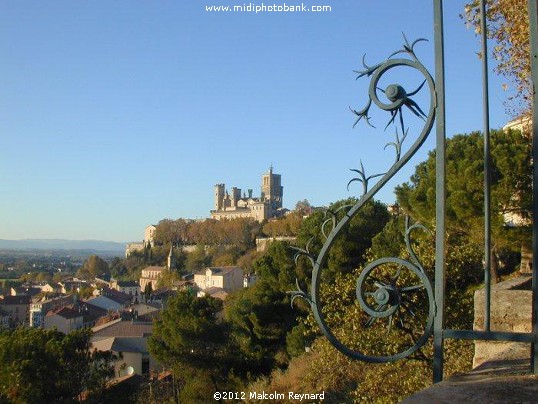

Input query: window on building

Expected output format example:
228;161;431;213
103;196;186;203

142;358;150;375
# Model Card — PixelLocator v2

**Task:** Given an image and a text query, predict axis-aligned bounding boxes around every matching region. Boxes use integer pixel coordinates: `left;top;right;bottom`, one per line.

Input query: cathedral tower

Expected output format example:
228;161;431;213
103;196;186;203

260;166;283;210
214;183;225;210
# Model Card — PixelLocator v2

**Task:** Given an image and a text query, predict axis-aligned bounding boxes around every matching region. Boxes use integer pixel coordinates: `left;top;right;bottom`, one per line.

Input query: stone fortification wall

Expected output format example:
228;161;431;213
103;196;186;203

255;236;297;252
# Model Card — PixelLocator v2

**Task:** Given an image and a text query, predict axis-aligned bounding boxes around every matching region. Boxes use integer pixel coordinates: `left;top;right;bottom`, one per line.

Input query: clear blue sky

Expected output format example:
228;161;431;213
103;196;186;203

0;1;512;242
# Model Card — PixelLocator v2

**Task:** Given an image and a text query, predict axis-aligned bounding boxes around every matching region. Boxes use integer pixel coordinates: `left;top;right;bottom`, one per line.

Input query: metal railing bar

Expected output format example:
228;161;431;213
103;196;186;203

528;0;538;375
443;329;536;343
479;0;492;333
433;0;447;384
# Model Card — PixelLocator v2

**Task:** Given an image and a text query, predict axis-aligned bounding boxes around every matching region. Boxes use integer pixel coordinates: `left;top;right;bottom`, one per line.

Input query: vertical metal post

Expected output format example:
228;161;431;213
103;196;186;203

433;0;447;384
528;0;538;375
480;0;492;332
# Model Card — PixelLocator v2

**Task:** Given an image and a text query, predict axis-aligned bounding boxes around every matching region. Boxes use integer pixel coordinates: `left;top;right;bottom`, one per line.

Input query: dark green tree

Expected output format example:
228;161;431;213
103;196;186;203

76;255;110;280
0;328;116;403
143;282;153;300
285;322;312;358
368;215;407;259
225;279;296;374
395;129;532;281
185;245;209;273
225;241;303;375
148;291;228;400
149;291;225;368
296;199;390;278
109;257;127;279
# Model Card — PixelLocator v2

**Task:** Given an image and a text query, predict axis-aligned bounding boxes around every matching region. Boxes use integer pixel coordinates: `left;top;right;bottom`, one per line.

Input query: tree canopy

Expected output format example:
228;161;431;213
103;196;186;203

396;129;531;238
225;241;300;374
148;290;231;401
0;328;116;403
463;0;532;113
395;129;531;280
296;199;391;277
246;230;481;403
154;217;261;249
149;291;225;368
76;255;110;279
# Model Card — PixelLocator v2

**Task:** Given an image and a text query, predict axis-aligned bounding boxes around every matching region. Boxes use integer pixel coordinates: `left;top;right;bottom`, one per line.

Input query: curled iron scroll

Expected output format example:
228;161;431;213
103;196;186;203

291;37;436;362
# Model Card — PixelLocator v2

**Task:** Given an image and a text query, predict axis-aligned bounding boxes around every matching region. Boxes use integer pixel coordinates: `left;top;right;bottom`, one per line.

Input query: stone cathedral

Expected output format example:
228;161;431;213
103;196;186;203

210;167;284;221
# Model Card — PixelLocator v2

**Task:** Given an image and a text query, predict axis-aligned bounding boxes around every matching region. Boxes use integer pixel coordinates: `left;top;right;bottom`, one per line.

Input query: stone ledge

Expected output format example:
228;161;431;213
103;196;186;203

404;276;537;403
402;359;538;403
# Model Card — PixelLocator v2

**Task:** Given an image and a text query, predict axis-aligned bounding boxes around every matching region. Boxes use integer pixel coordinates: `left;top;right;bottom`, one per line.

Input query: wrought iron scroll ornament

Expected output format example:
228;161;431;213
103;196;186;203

291;36;437;363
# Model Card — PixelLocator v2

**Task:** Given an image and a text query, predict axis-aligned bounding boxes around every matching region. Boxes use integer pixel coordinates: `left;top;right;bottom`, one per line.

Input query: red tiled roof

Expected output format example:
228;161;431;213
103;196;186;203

0;295;31;305
202;287;228;300
116;280;139;287
100;287;132;304
196;266;242;276
92;319;153;338
46;306;82;319
141;266;165;272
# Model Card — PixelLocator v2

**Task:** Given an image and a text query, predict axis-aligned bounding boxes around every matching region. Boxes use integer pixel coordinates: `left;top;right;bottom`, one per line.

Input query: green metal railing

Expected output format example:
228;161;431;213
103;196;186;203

291;0;538;383
433;0;538;382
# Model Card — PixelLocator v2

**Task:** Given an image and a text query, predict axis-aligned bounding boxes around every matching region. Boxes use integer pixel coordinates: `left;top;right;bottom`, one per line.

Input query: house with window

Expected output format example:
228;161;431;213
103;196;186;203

0;308;10;328
91;316;156;379
44;306;84;334
110;280;140;303
10;286;41;297
139;266;164;293
75;300;108;328
30;294;75;328
193;266;243;298
91;337;153;378
85;288;132;312
0;295;31;327
139;247;176;294
37;283;61;294
58;278;88;294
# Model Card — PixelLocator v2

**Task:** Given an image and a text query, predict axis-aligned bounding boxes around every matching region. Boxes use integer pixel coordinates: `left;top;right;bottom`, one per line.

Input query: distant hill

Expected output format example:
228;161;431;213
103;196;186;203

0;239;126;254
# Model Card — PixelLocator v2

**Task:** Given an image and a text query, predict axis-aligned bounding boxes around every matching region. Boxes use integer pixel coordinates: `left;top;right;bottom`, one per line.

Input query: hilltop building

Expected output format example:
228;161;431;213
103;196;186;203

139;246;175;292
193;266;244;299
144;225;156;247
503;115;532;135
125;225;157;257
210;167;285;221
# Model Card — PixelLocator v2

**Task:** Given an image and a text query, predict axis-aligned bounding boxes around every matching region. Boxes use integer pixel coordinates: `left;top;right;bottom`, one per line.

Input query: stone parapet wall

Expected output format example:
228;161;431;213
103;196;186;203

404;275;536;402
255;236;297;252
125;242;145;257
473;276;532;368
